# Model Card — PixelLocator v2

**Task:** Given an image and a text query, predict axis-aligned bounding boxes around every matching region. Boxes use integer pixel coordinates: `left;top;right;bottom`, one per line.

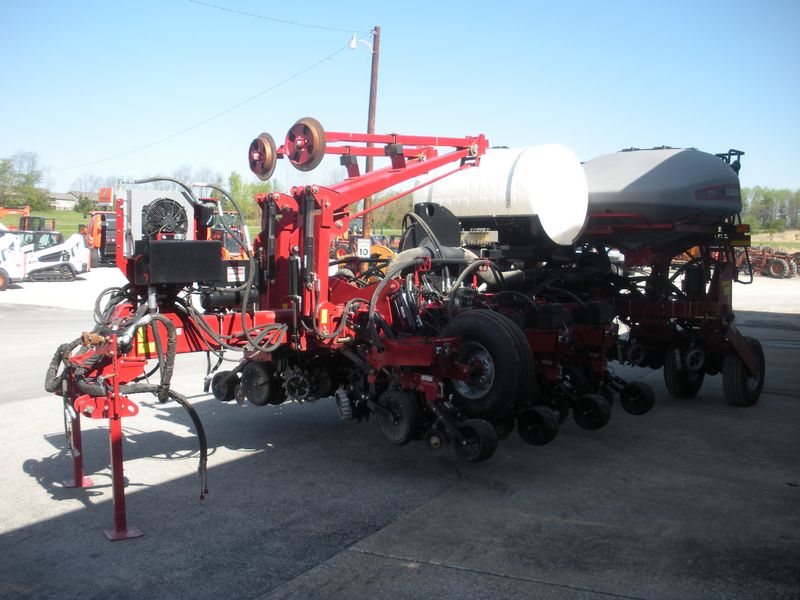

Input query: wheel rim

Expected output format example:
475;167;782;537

453;342;495;400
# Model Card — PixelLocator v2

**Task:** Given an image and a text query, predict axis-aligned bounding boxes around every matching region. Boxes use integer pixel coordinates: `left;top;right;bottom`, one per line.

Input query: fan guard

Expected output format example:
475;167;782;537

142;198;189;239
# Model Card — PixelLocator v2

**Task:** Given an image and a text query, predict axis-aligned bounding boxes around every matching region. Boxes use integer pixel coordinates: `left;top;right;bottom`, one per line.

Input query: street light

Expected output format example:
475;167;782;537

349;26;380;239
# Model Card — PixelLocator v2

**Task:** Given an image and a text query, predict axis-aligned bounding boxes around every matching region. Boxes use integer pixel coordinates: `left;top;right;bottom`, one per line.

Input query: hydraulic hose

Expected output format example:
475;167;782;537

44;338;82;394
121;383;209;499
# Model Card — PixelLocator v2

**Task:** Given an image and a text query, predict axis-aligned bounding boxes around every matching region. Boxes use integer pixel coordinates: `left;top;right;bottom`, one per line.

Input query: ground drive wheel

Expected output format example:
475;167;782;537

454;419;498;463
0;269;8;291
664;347;705;398
723;337;765;407
440;310;526;421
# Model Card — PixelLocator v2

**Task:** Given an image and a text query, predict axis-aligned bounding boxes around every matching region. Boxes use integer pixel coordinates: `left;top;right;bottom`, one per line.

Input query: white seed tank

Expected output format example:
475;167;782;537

584;147;742;224
413;145;589;246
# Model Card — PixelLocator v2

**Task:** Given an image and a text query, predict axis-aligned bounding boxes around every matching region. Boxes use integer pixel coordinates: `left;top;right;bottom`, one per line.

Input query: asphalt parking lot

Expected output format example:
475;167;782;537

0;270;798;600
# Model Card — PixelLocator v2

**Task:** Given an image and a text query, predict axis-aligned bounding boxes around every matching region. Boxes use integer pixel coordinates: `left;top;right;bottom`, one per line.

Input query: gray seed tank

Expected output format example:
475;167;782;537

583;147;743;249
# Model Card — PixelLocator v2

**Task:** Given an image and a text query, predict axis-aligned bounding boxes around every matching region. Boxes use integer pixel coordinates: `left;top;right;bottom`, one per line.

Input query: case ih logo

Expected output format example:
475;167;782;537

695;184;740;202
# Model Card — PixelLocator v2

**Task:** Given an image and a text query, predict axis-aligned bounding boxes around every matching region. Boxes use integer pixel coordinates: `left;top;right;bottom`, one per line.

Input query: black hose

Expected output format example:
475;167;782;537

133;177;199;205
44;338;82;393
120;383;209;499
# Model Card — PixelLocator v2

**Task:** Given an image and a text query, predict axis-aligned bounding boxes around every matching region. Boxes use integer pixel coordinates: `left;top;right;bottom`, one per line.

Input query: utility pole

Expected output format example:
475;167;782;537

362;25;380;239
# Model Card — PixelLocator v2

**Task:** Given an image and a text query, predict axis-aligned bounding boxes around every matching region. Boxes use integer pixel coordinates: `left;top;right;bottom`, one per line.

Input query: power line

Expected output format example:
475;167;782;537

189;0;358;33
55;44;350;172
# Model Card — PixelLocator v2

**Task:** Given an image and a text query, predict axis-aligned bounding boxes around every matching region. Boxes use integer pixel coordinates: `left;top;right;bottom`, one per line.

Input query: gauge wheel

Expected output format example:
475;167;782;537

619;381;655;415
211;371;238;402
517;406;559;446
454;419;498;463
664;346;705;398
573;393;611;431
375;389;422;445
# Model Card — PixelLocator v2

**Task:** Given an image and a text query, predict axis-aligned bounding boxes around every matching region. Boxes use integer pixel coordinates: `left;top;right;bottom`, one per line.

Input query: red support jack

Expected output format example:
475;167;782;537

103;338;143;541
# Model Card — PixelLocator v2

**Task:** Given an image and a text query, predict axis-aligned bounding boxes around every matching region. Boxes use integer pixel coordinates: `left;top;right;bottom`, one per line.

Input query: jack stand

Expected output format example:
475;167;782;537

103;337;143;541
103;413;142;541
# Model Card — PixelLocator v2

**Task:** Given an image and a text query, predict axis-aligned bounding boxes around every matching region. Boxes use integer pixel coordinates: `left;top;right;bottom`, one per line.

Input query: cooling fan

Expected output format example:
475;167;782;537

124;190;196;258
142;197;189;239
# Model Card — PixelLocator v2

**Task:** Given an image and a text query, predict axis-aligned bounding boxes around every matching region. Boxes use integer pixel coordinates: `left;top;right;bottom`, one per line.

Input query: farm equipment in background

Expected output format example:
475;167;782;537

579;147;764;407
737;245;798;278
83;208;117;268
0;205;31;229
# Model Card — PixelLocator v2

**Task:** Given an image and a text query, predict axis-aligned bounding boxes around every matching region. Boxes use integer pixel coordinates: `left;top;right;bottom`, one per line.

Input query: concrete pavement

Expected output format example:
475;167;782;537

0;269;797;599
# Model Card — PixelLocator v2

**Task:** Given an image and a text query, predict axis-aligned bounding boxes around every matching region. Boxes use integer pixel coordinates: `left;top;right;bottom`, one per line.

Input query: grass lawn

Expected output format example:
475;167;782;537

0;210;88;234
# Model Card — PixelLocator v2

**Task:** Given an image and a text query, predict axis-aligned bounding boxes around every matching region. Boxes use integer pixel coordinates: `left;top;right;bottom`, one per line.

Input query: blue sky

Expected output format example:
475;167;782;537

1;0;798;192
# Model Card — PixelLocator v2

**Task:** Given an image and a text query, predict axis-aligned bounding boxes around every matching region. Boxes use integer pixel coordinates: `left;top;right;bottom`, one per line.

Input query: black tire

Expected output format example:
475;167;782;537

440;310;526;421
376;389;422;445
90;248;101;269
723;336;765;407
476;309;539;416
573;394;611;430
454;419;498;463
493;416;516;440
619;382;655;415
599;384;616;406
517;407;559;446
0;269;9;292
766;258;789;278
663;347;705;398
211;371;237;402
788;259;797;278
562;364;591;396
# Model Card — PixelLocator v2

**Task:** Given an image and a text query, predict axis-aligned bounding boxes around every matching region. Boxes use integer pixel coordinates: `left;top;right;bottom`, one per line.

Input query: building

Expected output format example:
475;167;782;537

48;192;77;211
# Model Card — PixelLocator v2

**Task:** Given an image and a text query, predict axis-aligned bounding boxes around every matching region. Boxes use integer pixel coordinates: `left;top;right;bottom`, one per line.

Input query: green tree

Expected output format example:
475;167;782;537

0;151;50;210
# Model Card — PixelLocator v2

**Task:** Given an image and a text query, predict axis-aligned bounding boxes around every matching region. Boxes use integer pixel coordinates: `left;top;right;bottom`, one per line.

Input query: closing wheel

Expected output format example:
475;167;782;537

723;336;765;407
248;132;277;181
286;117;326;172
375;389;422;445
573;393;611;430
440;310;525;421
211;371;238;402
664;346;705;398
517;407;559;446
619;382;655;415
0;269;8;291
454;419;498;463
